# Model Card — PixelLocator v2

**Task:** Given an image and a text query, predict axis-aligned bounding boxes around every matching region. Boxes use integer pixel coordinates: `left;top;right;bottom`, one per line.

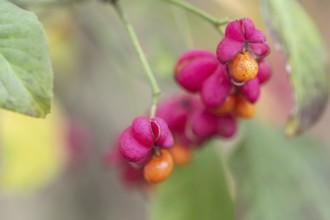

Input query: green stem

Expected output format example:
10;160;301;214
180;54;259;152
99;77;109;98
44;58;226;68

162;0;229;35
111;1;161;118
12;0;82;8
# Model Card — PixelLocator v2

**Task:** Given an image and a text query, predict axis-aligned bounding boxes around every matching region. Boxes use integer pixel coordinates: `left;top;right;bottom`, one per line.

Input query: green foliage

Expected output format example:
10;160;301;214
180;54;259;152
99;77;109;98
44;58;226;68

262;0;329;136
231;121;330;220
150;145;234;220
0;0;53;117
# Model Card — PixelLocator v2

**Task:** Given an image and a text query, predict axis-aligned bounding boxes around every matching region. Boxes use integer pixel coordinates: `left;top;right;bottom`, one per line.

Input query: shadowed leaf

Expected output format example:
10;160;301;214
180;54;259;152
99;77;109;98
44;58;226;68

231;121;330;220
262;0;329;136
150;145;234;220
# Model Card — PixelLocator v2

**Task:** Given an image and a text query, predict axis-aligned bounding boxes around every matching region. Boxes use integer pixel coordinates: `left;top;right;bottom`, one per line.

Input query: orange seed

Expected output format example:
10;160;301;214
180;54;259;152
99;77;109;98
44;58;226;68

210;94;237;115
169;143;191;166
235;95;256;118
143;149;174;184
228;52;258;82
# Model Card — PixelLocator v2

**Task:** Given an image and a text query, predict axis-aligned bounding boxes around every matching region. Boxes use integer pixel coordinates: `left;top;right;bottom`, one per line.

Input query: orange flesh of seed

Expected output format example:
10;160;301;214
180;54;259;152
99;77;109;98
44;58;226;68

143;149;174;184
235;95;256;118
210;94;237;115
169;143;191;166
229;52;258;82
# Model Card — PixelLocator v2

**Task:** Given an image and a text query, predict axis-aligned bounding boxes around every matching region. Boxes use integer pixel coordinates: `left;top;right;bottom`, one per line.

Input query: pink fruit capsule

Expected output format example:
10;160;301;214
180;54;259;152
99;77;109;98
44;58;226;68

217;115;237;138
239;77;260;103
201;66;232;108
216;18;270;64
150;117;174;148
119;128;151;162
191;109;218;139
131;116;154;147
121;165;144;184
119;115;174;162
156;94;199;133
257;59;272;84
175;50;218;92
156;98;188;133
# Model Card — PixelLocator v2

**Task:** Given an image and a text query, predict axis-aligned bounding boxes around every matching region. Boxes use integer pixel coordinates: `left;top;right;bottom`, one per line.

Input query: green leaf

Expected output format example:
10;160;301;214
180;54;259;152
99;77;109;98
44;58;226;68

261;0;329;136
231;121;330;220
150;145;234;220
0;0;53;117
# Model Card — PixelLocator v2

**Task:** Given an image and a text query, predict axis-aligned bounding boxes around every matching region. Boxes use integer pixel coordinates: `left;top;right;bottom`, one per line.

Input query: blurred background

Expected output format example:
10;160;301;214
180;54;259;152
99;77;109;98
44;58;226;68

1;0;330;219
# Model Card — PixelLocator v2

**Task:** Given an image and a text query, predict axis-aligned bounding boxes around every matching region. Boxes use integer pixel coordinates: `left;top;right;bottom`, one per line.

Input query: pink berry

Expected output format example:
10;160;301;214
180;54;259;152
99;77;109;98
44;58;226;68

191;109;218;139
119;128;151;162
129;152;152;169
65;119;90;168
156;98;188;132
132;116;154;147
217;115;237;138
239;77;260;103
103;143;122;166
176;49;215;64
176;131;204;148
257;59;272;84
175;50;218;92
121;165;144;184
156;94;199;133
119;116;174;162
151;117;174;148
201;66;232;108
104;144;146;186
216;18;270;64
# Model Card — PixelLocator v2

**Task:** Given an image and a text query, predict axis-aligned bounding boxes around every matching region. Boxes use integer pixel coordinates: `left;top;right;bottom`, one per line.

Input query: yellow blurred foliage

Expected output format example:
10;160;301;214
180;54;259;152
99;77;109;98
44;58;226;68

0;104;67;193
43;10;79;75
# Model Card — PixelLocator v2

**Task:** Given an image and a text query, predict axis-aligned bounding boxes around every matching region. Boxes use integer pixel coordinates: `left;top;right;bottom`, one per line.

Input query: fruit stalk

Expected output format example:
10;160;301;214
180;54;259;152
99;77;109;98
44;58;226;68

111;1;161;118
162;0;229;34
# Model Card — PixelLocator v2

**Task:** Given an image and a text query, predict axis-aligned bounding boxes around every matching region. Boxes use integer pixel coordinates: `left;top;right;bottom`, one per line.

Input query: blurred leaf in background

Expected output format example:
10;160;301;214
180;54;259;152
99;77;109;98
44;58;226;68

262;0;329;136
231;121;330;220
150;145;234;220
149;40;176;80
0;104;67;193
0;0;53;117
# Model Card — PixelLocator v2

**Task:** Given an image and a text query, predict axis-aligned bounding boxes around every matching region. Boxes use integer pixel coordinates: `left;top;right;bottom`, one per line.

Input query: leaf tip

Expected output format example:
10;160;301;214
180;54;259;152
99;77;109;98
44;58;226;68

285;116;299;137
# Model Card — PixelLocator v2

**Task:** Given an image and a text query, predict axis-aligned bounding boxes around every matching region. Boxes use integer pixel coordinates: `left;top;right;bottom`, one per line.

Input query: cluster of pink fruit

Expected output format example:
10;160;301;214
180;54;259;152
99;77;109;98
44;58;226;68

105;18;271;186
